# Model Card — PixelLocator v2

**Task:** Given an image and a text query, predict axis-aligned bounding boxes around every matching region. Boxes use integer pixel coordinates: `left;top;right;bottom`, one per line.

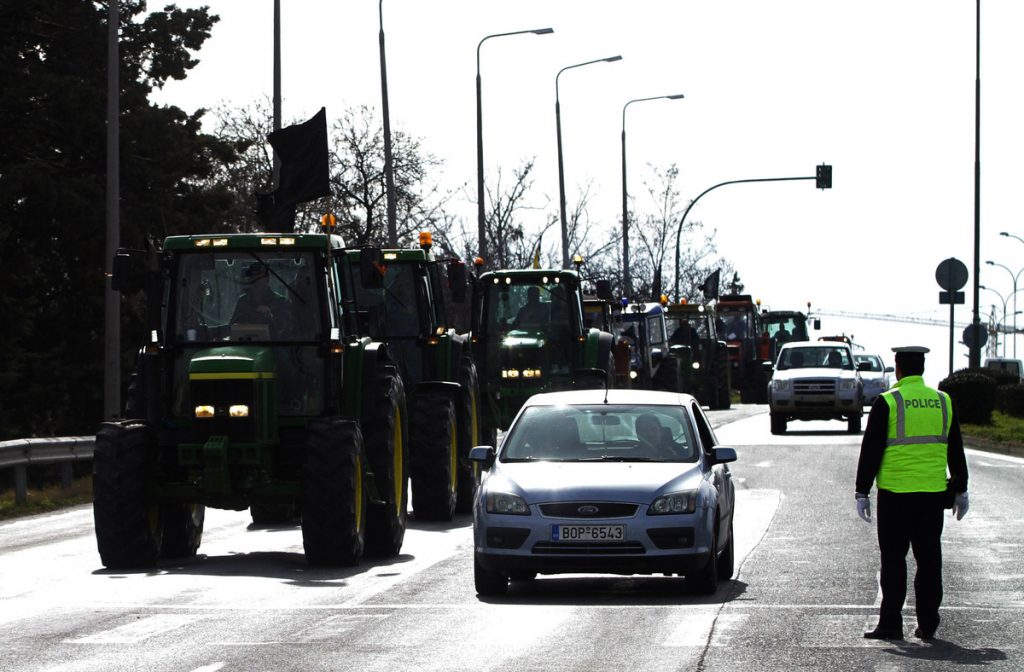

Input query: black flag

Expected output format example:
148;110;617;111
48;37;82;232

699;269;721;301
268;107;330;207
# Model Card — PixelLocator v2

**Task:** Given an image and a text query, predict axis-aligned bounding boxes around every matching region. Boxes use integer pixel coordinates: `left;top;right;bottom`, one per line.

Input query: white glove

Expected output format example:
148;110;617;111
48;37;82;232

952;492;969;520
856;496;871;523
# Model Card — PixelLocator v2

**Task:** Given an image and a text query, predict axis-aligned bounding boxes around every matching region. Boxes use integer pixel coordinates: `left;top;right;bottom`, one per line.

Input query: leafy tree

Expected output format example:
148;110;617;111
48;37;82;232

631;163;736;304
0;1;238;438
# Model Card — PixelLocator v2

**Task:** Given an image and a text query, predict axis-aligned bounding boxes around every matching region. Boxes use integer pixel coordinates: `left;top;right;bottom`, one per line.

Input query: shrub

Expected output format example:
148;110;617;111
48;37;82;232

995;383;1024;419
939;369;996;424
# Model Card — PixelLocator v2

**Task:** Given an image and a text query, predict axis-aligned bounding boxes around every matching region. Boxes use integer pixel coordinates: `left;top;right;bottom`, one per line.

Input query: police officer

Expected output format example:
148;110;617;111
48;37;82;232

855;345;969;641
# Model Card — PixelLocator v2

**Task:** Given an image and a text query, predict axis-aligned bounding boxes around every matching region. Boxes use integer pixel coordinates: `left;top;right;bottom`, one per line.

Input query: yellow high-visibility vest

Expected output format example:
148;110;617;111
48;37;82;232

876;375;950;493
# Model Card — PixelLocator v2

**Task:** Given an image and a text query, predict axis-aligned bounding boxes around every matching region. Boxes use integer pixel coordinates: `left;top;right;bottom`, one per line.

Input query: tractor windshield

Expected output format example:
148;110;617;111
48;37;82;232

353;261;433;339
171;251;322;343
484;276;579;336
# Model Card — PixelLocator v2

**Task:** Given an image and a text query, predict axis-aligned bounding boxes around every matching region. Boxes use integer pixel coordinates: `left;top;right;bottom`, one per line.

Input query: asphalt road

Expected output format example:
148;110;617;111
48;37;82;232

1;406;1021;672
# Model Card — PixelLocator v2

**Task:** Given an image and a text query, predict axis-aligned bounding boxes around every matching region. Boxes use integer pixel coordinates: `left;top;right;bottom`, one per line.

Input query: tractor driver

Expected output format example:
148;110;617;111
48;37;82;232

231;262;293;337
512;286;548;328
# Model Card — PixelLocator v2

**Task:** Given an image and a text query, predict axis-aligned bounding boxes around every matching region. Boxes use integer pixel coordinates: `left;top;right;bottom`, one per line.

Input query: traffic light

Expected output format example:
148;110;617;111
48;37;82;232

816;164;832;190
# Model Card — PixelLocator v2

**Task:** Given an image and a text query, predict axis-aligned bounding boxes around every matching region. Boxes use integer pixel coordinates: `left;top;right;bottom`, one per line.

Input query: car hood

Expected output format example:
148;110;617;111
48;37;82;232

490;461;703;504
773;366;857;380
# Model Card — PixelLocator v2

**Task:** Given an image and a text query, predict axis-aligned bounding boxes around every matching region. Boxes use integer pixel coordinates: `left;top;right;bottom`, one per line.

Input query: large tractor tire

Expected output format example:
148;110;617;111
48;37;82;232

652;353;681;393
455;359;481;514
410;391;458;521
301;417;367;566
364;368;409;556
93;421;162;569
160;502;205;559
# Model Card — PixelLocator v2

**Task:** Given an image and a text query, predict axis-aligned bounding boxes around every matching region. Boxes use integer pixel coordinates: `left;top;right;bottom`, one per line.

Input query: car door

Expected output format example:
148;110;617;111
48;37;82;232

690;401;734;541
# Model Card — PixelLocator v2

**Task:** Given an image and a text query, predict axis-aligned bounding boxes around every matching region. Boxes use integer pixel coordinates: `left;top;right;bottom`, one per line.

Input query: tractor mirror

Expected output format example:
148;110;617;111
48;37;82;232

359;247;384;289
111;248;147;293
595;279;613;301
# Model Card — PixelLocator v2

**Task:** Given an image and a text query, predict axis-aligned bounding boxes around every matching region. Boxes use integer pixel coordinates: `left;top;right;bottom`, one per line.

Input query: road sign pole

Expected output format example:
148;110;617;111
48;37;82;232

949;300;954;377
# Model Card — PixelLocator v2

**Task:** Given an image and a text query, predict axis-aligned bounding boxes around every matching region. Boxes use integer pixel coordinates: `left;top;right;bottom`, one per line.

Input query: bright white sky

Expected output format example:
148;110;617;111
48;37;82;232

150;1;1024;385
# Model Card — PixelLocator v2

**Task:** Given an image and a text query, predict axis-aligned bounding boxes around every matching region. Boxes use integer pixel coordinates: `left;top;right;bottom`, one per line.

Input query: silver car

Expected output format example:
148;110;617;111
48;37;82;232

470;389;737;596
853;353;893;406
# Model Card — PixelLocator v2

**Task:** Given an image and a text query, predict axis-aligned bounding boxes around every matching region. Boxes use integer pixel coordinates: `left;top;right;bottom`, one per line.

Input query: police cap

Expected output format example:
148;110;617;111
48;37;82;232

891;346;929;354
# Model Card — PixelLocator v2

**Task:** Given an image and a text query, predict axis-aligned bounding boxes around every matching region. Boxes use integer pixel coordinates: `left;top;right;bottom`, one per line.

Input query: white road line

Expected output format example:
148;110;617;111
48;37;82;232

189;664;226;672
663;613;748;647
66;614;198;644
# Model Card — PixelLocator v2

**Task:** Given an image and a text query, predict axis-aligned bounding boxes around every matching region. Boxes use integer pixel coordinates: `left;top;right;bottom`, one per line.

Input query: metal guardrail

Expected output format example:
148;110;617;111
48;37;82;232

0;437;95;506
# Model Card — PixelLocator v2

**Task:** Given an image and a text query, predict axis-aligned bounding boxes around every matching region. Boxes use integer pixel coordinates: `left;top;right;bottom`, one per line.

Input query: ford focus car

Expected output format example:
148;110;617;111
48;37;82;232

470;389;737;596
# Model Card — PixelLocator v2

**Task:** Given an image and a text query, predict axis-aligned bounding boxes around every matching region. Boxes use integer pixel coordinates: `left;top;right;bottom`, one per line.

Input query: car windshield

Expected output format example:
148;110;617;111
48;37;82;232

501;404;697;462
854;355;883;372
778;346;853;370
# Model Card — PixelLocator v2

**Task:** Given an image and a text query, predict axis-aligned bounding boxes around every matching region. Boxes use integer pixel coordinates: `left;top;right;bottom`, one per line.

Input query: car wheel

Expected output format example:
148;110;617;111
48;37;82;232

686;524;720;595
847;412;862;434
474;555;508;596
717;519;735;581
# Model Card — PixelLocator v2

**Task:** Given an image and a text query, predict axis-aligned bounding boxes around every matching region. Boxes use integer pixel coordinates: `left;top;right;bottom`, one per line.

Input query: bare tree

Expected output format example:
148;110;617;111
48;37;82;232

482;159;550;270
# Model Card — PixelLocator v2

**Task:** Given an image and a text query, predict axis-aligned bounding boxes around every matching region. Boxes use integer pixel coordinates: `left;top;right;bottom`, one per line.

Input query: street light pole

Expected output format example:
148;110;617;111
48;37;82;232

1000;231;1024;358
103;0;120;421
379;0;397;246
621;94;684;299
986;259;1024;358
476;27;554;267
556;55;622;269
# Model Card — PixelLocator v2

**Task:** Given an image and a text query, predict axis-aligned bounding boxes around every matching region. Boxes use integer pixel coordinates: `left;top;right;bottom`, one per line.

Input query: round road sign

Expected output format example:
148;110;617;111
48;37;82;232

936;258;968;291
962;323;988;349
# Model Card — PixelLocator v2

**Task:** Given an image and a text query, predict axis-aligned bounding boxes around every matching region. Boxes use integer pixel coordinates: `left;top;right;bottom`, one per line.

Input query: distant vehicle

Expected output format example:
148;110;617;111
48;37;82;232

470;389;738;596
984;357;1024;382
767;341;867;434
853;353;894;406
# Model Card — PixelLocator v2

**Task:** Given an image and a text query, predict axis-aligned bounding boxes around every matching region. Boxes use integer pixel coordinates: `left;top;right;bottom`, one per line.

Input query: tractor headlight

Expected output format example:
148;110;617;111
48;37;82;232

691;361;701;370
648;490;698;515
229;405;250;418
501;369;520;379
195;405;215;418
629;370;638;380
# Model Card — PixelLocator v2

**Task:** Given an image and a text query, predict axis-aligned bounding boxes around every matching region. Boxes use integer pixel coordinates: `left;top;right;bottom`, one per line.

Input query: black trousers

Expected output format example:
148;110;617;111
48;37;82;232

876;489;946;632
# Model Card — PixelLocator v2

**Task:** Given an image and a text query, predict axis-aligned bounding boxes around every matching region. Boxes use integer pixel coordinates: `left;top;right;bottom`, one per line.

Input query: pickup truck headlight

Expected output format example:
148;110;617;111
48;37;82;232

840;379;857;390
772;379;791;392
485;492;530;515
648;490;698;515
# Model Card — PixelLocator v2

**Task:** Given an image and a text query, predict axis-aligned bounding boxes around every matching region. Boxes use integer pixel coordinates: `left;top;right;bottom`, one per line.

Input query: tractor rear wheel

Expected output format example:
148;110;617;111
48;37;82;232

410;391;458;521
364;368;409;556
455;359;481;514
652;353;681;392
93;422;162;569
302;417;367;566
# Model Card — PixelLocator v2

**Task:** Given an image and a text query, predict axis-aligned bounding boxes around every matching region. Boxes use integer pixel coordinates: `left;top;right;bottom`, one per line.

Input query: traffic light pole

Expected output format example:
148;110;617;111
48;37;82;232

672;167;831;301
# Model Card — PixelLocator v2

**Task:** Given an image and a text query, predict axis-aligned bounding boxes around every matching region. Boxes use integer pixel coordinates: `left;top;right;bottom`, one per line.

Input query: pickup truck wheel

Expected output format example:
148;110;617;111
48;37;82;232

770;413;787;434
847;412;863;434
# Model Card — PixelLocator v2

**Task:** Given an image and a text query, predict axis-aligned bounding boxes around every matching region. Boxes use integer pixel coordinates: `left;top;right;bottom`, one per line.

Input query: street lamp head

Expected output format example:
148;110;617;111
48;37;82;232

667;93;686;100
1001;231;1009;237
986;260;995;266
605;55;624;62
532;27;555;35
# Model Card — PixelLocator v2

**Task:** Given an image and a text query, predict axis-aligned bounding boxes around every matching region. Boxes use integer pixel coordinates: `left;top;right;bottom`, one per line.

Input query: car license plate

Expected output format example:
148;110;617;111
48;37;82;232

551;524;624;542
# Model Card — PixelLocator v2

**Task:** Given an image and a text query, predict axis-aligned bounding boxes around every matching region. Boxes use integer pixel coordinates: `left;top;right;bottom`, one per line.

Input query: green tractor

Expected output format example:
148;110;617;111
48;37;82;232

663;301;732;409
95;232;409;569
345;233;480;521
471;267;616;438
609;299;683;392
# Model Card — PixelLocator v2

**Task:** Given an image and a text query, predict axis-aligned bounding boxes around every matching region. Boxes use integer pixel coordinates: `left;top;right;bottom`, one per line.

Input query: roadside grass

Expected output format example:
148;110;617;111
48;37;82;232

0;476;92;521
961;410;1024;445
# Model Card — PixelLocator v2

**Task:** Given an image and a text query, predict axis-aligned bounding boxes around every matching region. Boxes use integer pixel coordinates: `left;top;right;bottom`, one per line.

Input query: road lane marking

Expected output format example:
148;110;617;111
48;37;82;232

190;665;225;672
66;614;198;644
208;614;389;645
664;613;748;647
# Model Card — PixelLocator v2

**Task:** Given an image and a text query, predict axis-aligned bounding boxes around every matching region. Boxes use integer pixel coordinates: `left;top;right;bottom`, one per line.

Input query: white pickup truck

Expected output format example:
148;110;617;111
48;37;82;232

767;341;866;434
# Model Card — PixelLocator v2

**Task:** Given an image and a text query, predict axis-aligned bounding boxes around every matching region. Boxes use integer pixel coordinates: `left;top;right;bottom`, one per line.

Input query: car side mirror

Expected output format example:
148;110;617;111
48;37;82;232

469;445;496;469
812;318;821;330
884;366;894;373
710;446;738;464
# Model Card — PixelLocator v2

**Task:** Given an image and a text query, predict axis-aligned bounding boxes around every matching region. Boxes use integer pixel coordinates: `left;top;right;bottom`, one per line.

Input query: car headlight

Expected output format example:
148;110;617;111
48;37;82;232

485;492;530;515
840;379;857;390
648;490;698;515
772;379;791;392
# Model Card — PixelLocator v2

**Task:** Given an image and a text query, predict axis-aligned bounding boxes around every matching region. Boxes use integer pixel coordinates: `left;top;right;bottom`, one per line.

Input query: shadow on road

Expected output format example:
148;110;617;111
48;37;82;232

886;638;1008;666
477;577;750;606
